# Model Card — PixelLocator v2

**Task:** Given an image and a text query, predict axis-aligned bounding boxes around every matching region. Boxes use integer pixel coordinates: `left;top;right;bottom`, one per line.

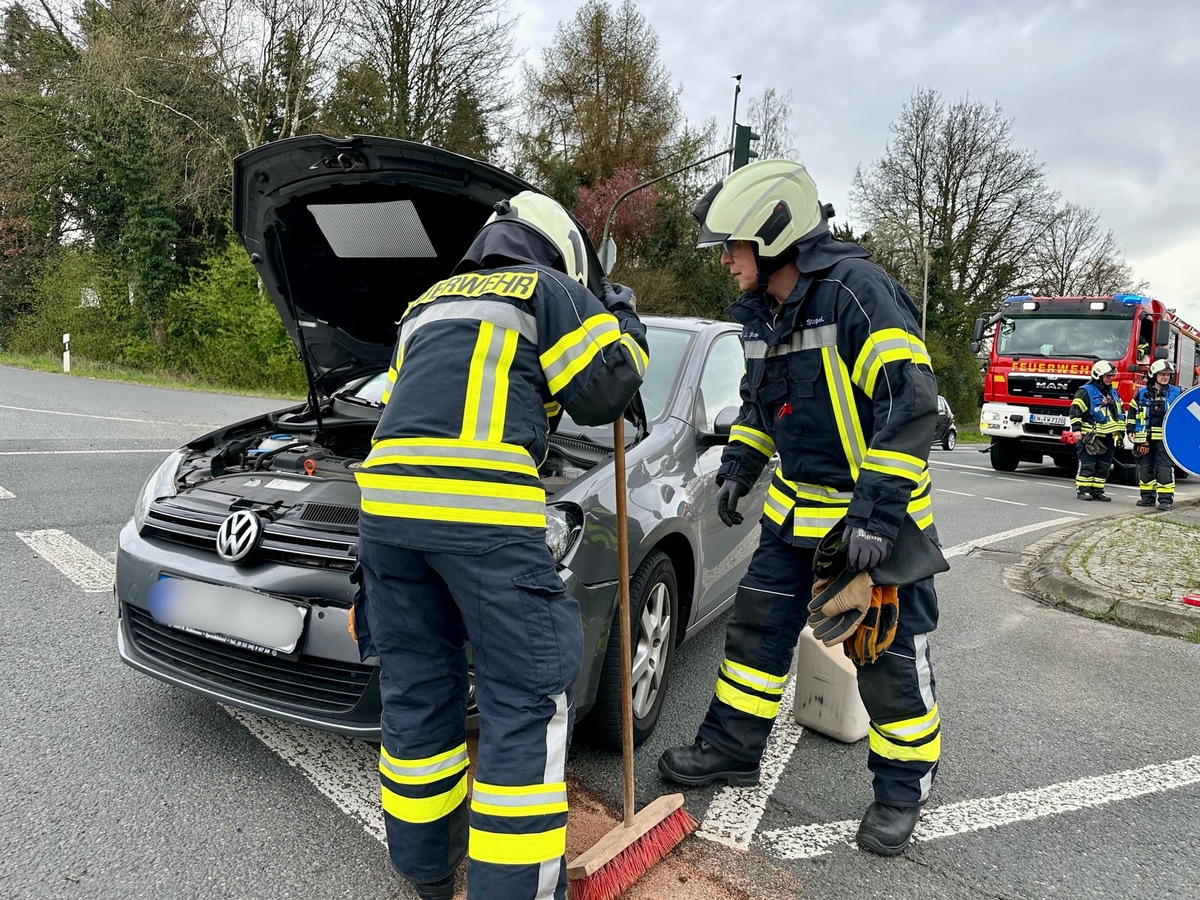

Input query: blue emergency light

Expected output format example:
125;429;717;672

1112;293;1150;305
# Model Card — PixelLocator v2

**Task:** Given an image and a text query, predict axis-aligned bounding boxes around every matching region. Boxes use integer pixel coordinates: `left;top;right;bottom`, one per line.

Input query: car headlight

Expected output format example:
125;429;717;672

133;450;186;533
545;503;583;563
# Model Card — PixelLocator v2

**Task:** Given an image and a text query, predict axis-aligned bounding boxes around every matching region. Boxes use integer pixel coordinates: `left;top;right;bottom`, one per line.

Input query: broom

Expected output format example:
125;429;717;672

566;412;697;900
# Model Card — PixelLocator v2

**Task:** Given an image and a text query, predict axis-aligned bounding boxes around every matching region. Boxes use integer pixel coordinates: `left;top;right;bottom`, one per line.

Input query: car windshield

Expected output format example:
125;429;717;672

996;316;1131;360
343;323;695;431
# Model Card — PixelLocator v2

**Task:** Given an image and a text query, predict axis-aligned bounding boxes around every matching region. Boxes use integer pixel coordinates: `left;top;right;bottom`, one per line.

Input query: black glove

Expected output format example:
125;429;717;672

842;525;893;573
601;279;636;314
716;480;749;527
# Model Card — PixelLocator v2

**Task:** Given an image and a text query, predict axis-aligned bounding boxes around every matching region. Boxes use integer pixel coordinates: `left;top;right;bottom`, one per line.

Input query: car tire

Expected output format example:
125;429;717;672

582;550;679;751
989;438;1021;472
942;428;956;451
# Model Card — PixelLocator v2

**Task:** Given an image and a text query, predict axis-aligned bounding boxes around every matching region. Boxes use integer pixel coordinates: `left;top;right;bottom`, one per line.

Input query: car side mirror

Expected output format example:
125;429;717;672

698;405;739;446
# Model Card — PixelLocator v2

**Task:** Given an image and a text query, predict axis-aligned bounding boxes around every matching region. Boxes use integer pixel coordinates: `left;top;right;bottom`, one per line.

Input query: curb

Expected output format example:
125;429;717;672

1016;498;1200;639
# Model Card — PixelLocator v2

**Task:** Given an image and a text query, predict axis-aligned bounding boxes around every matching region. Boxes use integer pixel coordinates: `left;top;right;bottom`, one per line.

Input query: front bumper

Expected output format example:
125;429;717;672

979;402;1072;446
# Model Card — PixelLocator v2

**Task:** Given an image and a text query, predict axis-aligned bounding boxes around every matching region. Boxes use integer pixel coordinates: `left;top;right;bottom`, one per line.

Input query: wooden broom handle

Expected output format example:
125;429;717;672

612;414;636;826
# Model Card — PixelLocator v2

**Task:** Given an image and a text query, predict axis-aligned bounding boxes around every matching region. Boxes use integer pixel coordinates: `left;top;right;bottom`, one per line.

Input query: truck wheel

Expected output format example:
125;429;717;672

989;438;1021;472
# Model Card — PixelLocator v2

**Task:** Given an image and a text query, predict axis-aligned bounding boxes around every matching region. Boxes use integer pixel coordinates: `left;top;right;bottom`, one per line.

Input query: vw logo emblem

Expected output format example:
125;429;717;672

216;510;263;562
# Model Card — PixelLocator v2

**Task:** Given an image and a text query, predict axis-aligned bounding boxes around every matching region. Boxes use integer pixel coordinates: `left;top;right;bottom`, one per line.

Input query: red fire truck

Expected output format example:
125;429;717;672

971;293;1200;476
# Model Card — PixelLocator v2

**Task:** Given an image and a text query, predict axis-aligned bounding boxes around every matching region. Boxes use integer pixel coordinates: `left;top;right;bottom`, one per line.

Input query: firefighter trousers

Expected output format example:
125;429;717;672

356;536;583;900
1076;436;1115;494
697;525;941;807
1137;441;1175;501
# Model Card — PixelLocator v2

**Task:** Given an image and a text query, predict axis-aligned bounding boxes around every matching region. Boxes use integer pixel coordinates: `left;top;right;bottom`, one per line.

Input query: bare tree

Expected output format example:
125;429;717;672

746;86;796;160
331;0;514;151
1028;202;1139;296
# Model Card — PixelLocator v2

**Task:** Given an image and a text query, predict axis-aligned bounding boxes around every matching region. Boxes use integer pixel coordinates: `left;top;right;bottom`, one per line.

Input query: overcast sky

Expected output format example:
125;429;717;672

510;0;1200;323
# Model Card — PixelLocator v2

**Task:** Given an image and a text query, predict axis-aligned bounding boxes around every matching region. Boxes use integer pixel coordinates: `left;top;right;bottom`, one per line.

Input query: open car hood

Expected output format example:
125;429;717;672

233;135;608;397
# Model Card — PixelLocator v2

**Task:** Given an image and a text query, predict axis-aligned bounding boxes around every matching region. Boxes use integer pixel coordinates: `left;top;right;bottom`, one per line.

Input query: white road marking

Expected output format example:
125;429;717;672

0;486;13;499
223;708;386;844
1039;507;1086;516
1037;481;1073;489
997;477;1023;482
0;403;213;428
986;497;1026;506
16;529;114;592
0;449;179;456
698;675;804;850
927;459;996;472
942;517;1078;558
757;754;1200;860
936;489;974;497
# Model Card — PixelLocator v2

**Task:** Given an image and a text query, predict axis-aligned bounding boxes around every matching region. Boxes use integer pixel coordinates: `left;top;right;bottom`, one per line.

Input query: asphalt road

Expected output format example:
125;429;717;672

3;364;1199;900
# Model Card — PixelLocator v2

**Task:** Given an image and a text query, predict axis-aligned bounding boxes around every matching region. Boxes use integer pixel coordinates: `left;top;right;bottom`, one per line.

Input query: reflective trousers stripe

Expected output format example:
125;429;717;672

381;773;468;824
469;825;567;866
716;676;781;719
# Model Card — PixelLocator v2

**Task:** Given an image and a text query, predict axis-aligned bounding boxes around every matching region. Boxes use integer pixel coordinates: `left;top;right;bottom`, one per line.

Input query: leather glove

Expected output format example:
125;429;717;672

600;279;636;314
1084;435;1107;456
842;525;893;573
808;571;872;645
843;584;900;666
1134;442;1149;457
716;479;749;527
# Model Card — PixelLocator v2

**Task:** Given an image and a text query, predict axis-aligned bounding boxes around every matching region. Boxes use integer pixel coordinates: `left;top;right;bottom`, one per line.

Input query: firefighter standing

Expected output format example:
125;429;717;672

658;160;942;857
353;192;648;900
1068;360;1125;501
1128;358;1182;509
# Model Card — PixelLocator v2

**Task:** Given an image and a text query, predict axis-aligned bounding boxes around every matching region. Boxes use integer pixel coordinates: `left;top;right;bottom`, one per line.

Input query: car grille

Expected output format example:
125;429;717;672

144;503;357;571
124;604;374;713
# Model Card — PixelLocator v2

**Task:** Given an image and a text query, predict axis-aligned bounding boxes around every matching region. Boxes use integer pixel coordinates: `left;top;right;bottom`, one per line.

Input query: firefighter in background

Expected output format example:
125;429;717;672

352;192;648;900
1068;360;1125;501
658;159;942;857
1128;358;1182;510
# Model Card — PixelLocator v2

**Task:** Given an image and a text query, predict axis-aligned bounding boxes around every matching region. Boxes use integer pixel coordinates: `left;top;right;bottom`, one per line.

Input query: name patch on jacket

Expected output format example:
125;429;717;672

416;270;539;304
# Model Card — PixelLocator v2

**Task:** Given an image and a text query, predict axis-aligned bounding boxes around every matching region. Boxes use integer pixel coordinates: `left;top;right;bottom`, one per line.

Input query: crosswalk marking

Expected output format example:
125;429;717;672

16;528;114;592
0;486;13;500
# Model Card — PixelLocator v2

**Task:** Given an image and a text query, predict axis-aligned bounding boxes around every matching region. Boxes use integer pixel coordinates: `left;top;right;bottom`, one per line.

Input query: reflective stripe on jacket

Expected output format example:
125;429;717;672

1129;383;1182;442
357;264;648;551
1070;382;1125;436
717;243;939;547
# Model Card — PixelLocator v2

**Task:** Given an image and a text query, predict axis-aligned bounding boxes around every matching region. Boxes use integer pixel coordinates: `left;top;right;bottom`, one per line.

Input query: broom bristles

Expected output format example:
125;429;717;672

568;807;698;900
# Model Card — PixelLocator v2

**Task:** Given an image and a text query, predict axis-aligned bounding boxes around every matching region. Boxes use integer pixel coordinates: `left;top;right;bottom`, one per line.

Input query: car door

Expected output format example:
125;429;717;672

691;331;770;615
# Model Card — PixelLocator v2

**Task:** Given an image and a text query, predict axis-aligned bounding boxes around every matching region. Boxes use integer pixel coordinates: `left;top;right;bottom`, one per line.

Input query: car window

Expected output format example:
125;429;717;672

637;325;694;424
696;334;745;431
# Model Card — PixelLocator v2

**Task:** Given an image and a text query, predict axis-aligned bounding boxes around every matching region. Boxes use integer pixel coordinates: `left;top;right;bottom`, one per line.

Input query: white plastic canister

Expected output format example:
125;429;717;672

792;626;870;743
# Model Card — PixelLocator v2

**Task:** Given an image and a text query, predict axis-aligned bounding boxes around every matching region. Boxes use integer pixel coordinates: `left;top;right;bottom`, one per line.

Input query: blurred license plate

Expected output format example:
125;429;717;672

1029;413;1068;426
148;577;307;654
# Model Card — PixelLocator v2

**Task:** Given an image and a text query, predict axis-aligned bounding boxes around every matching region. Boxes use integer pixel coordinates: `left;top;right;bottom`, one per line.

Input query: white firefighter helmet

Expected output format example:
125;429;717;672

692;159;826;260
1091;360;1115;379
1149;358;1175;377
483;191;588;285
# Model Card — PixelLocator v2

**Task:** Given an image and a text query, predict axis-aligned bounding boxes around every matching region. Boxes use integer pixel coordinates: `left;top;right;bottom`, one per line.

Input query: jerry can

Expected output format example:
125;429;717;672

793;626;870;742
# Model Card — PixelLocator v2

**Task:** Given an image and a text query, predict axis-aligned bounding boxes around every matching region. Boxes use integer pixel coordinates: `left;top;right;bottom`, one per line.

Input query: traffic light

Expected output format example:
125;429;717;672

732;123;760;170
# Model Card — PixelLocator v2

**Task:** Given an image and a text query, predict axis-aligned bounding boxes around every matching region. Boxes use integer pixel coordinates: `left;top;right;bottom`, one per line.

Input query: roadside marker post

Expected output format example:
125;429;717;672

62;332;70;373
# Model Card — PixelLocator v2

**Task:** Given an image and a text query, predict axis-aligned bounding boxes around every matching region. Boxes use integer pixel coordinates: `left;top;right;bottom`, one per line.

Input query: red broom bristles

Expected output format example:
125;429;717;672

568;807;698;900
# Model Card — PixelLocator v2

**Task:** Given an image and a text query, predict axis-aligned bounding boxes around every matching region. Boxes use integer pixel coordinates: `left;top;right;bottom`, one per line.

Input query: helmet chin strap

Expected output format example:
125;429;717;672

754;245;797;297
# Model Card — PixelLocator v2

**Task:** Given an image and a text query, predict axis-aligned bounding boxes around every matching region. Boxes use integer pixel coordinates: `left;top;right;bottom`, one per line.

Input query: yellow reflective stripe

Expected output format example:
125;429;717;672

879;705;940;740
382;773;468;824
869;727;941;763
357;473;544;499
721;659;788;694
907;492;932;517
715;678;781;719
863;449;925;483
541;314;621;394
852;328;915;395
823;346;866;478
380;742;470;784
911;469;931;496
363;453;537;476
619;332;648;375
360;500;545;527
461;322;493;441
544;400;562;417
469;826;567;866
364;438;538;477
489;328;518;443
731;425;775;457
763;482;794;525
908;334;931;367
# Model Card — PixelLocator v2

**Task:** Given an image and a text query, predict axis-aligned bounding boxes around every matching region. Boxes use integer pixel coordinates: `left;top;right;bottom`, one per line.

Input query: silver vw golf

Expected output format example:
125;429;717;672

115;135;769;748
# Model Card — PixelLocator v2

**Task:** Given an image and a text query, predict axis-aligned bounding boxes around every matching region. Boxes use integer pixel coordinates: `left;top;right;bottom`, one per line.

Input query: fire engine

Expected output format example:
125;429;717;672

971;293;1200;476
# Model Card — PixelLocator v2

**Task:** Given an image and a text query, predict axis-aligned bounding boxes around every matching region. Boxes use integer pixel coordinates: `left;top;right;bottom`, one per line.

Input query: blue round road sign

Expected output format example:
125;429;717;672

1162;385;1200;476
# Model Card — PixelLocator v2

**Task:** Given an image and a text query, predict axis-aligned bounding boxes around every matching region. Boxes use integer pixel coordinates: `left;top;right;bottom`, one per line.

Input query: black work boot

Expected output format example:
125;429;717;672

1158;498;1173;511
856;801;921;856
1076;490;1093;501
658;738;760;787
410;873;456;900
1136;495;1156;507
1091;491;1111;502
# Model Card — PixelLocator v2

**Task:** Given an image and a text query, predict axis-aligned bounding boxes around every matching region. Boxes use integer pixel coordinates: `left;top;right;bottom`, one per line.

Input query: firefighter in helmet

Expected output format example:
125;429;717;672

658;159;943;857
353;192;648;900
1128;358;1182;510
1068;360;1125;501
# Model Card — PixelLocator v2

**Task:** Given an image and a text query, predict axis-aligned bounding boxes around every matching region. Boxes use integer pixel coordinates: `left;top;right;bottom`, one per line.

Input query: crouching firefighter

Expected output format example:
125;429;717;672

1069;360;1125;501
1128;358;1182;510
658;159;944;856
352;192;648;900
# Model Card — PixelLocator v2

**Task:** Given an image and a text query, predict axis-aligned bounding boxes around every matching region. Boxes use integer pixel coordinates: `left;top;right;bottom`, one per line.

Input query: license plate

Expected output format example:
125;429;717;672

148;577;307;654
1029;413;1068;426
